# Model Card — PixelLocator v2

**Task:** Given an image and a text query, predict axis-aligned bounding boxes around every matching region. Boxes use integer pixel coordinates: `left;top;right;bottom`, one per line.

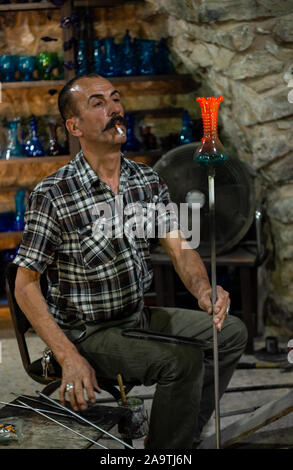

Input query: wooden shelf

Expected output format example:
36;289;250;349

111;74;199;95
74;0;144;7
0;231;23;251
0;155;71;190
2;80;65;89
0;2;59;11
127;107;184;118
1;75;198;94
0;152;163;189
0;155;70;165
126;150;162;166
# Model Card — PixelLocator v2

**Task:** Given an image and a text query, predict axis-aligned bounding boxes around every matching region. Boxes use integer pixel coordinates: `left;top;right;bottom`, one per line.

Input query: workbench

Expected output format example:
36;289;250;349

150;245;258;353
0;396;130;449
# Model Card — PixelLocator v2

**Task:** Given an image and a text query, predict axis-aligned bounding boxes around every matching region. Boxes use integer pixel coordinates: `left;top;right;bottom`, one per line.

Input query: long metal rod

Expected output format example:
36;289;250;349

208;168;221;450
0;400;76;419
10;393;67;413
37;391;135;450
16;399;108;449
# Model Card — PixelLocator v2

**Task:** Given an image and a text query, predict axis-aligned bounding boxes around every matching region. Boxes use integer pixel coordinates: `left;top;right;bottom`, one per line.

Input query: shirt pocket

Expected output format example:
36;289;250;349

77;224;117;269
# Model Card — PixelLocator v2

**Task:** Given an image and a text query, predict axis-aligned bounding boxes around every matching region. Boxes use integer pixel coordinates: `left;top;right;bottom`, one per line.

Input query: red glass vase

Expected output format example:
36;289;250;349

194;96;228;168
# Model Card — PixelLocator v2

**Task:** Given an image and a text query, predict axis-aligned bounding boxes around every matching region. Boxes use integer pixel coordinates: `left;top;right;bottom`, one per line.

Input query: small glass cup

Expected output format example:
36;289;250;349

0;55;17;82
37;52;60;80
18;55;37;81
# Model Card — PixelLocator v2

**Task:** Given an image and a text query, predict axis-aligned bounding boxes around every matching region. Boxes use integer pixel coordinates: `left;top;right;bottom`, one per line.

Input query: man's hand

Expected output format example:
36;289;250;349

159;231;230;331
59;351;102;411
197;284;230;332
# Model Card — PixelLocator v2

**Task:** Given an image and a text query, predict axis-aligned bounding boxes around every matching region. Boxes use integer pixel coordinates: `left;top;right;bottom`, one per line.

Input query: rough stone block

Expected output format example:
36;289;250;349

273;13;293;43
228;51;283;80
267;184;293;224
196;0;293;23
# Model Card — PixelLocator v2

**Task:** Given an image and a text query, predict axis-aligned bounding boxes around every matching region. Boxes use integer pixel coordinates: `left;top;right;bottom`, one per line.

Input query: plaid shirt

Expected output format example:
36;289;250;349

13;151;177;326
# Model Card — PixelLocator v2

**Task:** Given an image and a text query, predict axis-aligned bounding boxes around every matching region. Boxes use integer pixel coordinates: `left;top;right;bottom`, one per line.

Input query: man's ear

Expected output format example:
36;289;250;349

65;117;83;138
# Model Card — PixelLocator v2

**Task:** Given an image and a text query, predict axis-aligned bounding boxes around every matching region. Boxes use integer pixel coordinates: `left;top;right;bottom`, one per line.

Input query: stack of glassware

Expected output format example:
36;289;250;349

0;116;66;159
0;53;63;82
75;30;174;77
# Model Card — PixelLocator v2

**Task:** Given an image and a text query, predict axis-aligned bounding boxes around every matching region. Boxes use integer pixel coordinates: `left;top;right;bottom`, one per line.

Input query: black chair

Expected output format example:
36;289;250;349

5;262;139;400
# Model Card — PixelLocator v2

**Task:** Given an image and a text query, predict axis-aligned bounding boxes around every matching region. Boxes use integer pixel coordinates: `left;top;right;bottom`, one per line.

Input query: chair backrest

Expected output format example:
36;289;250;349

5;262;37;373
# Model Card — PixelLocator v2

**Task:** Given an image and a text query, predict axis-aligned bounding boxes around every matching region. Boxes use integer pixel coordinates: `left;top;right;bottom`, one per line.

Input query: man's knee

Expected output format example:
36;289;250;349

157;346;204;386
222;315;248;353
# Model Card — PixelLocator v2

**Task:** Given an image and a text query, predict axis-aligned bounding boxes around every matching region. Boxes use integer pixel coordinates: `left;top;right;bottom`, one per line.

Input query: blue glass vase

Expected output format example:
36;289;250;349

0;55;17;82
13;189;26;231
18;56;37;81
93;39;103;74
103;37;118;77
119;29;137;76
122;114;141;152
156;38;174;74
179;110;194;145
25;115;45;157
138;40;156;75
76;40;88;76
3;120;26;160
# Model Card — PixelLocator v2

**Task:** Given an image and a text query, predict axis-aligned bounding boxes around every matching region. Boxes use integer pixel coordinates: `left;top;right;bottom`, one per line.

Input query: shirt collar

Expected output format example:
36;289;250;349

73;151;134;191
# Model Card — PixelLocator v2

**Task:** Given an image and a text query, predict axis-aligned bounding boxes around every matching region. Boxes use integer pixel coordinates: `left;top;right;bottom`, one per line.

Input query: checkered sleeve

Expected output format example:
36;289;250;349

13;191;62;273
156;176;179;236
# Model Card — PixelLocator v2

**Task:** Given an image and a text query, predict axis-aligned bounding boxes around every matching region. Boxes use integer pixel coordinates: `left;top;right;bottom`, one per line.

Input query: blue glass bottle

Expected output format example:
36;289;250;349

13;189;26;231
120;29;137;76
121;114;141;152
3;119;26;160
25;115;45;157
139;40;156;75
76;39;88;76
156;38;174;74
103;37;118;77
93;39;103;74
179;110;194;145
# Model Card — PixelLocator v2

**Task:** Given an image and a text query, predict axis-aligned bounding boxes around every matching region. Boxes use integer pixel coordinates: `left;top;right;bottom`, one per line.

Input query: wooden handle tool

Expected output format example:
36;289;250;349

117;373;128;406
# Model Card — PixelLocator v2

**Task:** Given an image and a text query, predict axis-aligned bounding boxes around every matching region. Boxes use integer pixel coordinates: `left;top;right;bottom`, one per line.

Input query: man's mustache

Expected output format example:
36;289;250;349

103;116;127;132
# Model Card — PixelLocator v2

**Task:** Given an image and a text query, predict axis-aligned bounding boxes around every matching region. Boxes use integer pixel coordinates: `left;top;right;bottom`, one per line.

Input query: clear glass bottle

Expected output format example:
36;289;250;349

47;121;62;156
179;110;193;145
13;189;26;231
3;119;26;160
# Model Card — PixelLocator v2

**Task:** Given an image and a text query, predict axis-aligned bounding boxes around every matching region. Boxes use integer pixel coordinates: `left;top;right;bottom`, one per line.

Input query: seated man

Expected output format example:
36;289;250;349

13;73;247;449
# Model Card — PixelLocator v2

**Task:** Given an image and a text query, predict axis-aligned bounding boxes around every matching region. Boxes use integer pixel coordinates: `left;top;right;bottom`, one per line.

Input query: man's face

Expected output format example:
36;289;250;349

67;76;126;145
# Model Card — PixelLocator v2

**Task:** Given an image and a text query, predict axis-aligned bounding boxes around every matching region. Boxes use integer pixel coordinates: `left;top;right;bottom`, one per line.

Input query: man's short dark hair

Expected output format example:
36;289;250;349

58;73;103;123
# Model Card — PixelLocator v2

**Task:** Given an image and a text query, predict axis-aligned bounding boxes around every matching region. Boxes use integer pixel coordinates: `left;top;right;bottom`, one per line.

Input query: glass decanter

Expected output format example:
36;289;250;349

75;39;88;76
179;110;193;145
3;119;26;160
194;96;228;167
47;121;62;156
138;40;156;75
103;37;118;77
119;29;137;76
93;39;103;74
25;115;45;157
13;189;26;231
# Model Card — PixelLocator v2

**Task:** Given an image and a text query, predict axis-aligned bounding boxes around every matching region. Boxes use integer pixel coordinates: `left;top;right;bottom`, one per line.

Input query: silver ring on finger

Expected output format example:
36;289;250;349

66;383;74;392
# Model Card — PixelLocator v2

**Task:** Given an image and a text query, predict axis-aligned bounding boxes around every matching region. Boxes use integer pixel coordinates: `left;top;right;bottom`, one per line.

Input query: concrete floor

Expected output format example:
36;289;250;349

1;312;293;449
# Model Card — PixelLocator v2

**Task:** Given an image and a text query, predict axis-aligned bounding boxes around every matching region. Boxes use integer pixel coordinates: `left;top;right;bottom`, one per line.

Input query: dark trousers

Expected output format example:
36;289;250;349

76;307;248;449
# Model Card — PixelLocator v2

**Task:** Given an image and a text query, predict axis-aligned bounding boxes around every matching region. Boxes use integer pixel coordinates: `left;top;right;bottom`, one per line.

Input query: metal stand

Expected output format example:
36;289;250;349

208;167;221;449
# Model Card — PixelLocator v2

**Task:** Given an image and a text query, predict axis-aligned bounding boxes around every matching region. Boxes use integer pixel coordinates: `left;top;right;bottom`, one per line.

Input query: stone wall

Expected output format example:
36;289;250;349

145;0;293;334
